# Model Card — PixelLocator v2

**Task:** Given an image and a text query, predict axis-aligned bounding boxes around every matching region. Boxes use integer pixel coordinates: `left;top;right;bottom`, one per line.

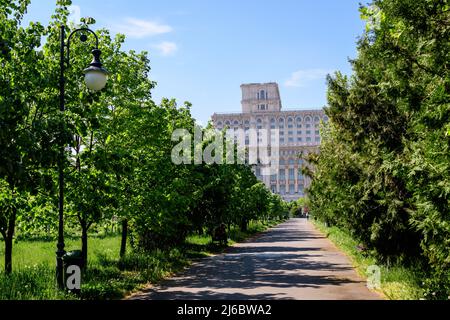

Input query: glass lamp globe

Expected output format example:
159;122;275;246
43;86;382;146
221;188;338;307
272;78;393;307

84;69;108;91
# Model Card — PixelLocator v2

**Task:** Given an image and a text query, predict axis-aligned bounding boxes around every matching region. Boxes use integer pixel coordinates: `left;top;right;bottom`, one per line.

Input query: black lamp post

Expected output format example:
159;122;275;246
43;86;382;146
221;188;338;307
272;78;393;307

56;25;108;289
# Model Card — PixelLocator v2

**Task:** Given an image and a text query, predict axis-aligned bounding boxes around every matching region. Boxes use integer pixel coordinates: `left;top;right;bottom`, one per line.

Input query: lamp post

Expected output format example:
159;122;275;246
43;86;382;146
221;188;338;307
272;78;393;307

56;25;108;289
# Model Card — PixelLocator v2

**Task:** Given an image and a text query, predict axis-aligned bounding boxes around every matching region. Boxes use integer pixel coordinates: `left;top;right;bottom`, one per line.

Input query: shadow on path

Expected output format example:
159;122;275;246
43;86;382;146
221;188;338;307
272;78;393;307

129;219;381;300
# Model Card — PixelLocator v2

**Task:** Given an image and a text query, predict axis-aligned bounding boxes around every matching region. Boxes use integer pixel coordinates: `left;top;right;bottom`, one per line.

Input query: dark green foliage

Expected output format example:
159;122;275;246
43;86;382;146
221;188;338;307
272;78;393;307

308;0;450;299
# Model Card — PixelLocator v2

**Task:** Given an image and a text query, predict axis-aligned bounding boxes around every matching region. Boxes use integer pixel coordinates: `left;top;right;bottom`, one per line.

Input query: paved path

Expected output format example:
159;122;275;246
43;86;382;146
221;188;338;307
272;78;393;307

129;218;382;300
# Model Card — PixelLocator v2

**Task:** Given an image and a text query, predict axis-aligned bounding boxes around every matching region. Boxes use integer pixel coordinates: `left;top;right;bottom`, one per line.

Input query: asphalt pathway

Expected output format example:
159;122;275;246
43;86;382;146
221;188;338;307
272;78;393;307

129;218;382;300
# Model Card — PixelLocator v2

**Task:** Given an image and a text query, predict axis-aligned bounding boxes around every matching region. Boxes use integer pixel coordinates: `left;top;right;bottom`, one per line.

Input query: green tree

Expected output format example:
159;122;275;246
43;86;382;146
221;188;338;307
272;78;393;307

308;0;450;298
0;0;57;273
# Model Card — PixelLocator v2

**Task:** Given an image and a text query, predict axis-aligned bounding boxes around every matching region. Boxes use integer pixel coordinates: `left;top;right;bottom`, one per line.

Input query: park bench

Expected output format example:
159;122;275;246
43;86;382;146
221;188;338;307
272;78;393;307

212;224;228;246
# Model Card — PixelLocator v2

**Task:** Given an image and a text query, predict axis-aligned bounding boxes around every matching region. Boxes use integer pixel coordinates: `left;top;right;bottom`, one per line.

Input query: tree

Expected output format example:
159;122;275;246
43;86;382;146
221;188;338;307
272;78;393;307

0;0;57;273
308;0;450;298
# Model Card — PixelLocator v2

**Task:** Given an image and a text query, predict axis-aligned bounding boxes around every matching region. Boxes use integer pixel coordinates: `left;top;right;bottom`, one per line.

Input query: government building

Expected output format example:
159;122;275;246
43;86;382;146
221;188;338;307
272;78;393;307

211;82;327;202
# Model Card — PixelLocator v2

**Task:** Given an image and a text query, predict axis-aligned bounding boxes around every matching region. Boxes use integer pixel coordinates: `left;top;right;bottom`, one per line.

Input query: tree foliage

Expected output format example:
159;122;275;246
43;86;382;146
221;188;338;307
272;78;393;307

308;0;450;299
0;0;288;275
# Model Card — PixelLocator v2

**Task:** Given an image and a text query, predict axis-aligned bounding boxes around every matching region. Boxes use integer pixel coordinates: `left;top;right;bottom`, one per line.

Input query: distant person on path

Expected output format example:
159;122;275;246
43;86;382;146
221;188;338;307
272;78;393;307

304;206;309;219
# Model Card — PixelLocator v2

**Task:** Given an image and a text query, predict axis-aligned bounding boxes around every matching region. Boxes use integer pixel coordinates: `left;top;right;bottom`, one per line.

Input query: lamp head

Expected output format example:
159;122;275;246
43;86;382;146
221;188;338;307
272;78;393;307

83;49;108;91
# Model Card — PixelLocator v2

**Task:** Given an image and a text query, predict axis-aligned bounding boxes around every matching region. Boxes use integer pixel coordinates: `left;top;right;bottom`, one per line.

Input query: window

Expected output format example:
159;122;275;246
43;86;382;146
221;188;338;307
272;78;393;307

271;185;277;193
306;137;311;142
260;90;266;100
314;116;320;122
315;130;320;135
305;116;311;122
289;185;295;195
279;169;285;180
225;121;231;126
315;137;321;142
280;185;286;195
288;137;294;142
306;124;311;128
280;138;285;143
255;167;261;176
297;130;302;135
306;130;311;135
323;116;329;122
288;131;293;135
297;137;302;142
289;168;294;179
289;159;295;165
279;159;285;165
271;174;277;182
297;123;302;128
298;159;303;165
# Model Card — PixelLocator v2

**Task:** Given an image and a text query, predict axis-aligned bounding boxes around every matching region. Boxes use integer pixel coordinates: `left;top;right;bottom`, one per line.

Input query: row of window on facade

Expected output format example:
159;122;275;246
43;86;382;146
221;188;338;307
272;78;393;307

216;115;328;128
254;158;304;170
256;168;305;181
270;184;304;195
246;136;321;144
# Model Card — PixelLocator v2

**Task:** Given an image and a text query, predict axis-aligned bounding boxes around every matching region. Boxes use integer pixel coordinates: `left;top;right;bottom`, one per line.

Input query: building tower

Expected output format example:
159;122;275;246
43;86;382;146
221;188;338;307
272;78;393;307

241;83;282;113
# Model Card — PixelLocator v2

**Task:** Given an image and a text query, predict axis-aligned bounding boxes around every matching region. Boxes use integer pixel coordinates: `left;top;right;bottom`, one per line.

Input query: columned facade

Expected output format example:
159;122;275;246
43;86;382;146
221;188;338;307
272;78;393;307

211;83;327;201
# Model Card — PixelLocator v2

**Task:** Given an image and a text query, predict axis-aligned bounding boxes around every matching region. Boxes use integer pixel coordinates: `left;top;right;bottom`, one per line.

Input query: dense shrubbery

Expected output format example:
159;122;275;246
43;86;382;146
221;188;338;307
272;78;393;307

0;0;289;278
307;0;450;299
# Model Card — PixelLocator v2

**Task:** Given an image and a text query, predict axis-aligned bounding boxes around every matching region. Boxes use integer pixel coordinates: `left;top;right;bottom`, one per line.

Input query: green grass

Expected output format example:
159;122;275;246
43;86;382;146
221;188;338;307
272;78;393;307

0;235;121;271
311;218;424;300
0;219;284;300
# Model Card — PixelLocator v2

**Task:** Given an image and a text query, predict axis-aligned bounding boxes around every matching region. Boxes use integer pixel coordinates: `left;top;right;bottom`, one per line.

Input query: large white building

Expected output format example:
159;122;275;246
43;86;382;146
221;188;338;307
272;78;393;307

211;82;327;201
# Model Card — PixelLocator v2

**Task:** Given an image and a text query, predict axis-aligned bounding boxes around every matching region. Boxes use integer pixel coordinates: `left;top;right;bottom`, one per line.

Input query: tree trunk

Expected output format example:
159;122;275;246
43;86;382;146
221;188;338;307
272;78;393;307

4;207;17;274
120;219;128;258
81;222;88;270
240;218;248;232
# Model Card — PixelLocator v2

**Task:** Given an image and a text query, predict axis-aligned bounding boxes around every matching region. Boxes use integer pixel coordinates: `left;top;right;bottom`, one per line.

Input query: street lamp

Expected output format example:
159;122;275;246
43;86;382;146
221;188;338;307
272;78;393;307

56;25;108;289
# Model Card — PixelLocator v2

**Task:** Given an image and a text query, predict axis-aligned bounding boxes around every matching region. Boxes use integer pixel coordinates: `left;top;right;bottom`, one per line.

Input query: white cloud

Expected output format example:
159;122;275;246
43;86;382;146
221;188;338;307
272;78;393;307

114;18;172;38
284;69;332;88
153;41;178;56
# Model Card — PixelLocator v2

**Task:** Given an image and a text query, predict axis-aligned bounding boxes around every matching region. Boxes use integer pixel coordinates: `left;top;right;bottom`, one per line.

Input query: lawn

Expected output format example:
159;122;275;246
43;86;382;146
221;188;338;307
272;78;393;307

0;236;121;271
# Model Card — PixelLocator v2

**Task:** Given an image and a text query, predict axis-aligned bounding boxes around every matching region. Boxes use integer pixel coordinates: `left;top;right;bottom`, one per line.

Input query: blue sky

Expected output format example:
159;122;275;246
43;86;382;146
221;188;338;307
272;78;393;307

24;0;367;125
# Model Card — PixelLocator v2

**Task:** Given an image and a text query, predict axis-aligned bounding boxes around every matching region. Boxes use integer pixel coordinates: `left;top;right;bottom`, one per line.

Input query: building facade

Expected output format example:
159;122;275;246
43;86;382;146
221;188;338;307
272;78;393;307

211;82;327;201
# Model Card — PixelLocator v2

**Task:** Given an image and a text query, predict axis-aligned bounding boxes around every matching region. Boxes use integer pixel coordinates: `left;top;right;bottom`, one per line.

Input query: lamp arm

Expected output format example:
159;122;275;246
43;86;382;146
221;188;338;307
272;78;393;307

65;27;99;66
